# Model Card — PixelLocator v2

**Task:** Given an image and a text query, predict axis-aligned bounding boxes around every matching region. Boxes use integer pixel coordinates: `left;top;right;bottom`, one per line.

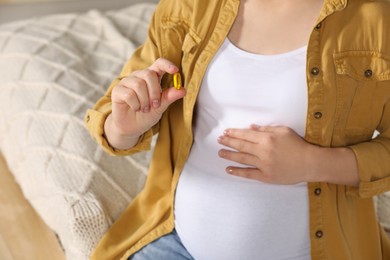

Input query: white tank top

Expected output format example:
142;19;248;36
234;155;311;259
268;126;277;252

174;38;311;260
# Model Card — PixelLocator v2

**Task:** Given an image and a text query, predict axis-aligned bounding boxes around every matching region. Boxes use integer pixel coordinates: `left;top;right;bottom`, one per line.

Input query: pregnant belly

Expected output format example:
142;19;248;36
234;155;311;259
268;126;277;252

174;164;311;260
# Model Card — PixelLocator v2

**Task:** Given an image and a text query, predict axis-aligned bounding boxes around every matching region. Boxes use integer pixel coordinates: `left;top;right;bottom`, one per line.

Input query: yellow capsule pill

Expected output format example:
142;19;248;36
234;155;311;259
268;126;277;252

173;72;182;90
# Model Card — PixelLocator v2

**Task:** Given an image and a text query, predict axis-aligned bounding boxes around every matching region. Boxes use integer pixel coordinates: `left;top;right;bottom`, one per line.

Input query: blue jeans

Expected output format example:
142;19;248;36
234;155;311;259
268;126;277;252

128;229;194;260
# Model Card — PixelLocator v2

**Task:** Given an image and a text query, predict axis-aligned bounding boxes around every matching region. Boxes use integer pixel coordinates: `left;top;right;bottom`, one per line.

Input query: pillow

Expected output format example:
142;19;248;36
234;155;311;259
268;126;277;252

0;3;156;259
377;192;390;236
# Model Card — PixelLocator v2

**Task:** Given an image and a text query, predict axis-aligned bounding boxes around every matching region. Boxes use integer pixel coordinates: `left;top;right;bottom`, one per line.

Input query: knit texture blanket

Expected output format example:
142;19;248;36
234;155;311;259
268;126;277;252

0;3;155;259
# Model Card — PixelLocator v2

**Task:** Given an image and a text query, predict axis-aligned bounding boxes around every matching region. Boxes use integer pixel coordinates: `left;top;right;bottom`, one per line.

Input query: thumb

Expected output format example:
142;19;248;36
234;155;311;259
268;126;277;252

149;58;178;78
156;87;186;113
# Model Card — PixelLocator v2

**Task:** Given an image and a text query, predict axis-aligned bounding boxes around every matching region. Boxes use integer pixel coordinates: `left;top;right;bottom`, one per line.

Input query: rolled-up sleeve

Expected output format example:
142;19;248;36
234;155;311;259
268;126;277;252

84;107;155;156
350;99;390;198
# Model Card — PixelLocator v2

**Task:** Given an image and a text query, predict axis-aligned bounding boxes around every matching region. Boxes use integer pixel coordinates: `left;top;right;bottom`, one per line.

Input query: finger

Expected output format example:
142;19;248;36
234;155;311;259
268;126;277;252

149;58;179;78
133;69;161;109
119;76;150;112
225;167;264;182
156;86;186;114
223;128;264;143
218;149;259;167
218;134;256;154
112;83;141;112
250;124;287;133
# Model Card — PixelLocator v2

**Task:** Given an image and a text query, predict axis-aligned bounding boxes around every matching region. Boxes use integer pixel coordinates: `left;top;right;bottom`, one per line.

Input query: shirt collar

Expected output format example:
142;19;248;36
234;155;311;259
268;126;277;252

230;0;348;24
317;0;348;22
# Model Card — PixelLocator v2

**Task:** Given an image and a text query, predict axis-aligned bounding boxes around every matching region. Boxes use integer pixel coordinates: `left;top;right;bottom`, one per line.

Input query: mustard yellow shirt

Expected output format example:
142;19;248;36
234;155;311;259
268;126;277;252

85;0;390;259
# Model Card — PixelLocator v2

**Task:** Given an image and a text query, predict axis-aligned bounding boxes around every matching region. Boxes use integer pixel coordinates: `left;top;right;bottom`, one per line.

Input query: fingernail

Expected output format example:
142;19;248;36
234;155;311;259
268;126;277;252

223;130;229;135
226;167;234;173
152;99;160;108
218;150;226;157
217;136;223;143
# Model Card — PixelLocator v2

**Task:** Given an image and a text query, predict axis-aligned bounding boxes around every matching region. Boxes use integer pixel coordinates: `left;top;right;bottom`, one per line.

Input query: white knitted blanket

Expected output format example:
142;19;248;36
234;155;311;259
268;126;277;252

0;3;156;259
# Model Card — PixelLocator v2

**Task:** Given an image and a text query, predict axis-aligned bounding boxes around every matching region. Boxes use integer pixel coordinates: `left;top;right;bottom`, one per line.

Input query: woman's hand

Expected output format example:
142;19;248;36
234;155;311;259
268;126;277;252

217;125;313;184
218;124;359;186
104;58;186;150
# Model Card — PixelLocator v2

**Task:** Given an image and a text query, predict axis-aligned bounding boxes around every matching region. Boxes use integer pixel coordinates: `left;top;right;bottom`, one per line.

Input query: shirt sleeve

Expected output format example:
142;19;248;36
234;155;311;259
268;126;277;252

349;99;390;198
84;3;164;156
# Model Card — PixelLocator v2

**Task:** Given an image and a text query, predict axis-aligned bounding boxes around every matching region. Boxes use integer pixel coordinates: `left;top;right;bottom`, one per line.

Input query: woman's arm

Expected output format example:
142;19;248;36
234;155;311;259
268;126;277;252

85;0;184;155
217;124;359;186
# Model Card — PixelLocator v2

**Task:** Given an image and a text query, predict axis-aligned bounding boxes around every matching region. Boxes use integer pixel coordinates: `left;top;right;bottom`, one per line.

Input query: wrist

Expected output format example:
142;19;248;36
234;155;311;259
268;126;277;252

303;144;327;183
304;145;359;186
103;114;141;150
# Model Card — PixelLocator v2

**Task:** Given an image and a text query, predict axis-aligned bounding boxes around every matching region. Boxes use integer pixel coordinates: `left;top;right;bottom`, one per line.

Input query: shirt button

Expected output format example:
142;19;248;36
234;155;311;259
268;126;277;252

314;112;322;119
316;230;324;238
315;23;322;30
364;69;373;78
86;115;90;122
311;67;320;76
314;188;322;196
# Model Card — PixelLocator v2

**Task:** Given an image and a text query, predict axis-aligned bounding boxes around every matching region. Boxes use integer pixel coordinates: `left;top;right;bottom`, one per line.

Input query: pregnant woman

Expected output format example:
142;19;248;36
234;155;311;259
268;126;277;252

85;0;390;259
